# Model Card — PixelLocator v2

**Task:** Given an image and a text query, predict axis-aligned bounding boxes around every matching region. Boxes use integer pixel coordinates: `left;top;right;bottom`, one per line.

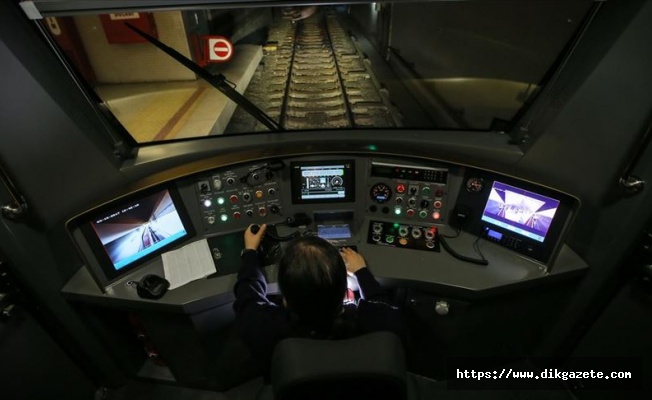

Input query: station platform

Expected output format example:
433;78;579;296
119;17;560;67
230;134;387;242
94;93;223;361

95;45;263;143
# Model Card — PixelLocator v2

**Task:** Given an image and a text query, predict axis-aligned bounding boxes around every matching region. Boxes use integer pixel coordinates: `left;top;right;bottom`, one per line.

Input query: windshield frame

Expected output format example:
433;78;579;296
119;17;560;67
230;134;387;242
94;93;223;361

27;0;600;157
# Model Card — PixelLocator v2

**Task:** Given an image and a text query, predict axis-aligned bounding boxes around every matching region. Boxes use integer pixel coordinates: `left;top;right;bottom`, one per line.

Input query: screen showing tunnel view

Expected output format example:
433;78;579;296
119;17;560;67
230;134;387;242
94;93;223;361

481;181;560;243
91;189;188;270
43;1;594;142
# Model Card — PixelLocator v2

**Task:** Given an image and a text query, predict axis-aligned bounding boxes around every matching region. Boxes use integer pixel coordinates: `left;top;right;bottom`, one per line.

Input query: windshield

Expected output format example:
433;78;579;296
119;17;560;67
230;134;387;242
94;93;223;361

42;1;594;143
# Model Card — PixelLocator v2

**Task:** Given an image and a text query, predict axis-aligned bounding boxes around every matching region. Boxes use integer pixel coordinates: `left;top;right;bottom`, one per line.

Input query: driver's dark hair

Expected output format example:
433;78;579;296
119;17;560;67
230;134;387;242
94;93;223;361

277;236;347;333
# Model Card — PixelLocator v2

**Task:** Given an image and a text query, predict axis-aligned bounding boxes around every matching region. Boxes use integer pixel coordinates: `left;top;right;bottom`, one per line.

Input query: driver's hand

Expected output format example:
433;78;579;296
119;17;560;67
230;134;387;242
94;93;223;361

340;247;366;274
244;224;267;250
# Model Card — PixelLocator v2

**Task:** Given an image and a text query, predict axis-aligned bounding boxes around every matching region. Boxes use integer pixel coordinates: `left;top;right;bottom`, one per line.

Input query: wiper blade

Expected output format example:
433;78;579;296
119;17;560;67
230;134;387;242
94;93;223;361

125;23;281;132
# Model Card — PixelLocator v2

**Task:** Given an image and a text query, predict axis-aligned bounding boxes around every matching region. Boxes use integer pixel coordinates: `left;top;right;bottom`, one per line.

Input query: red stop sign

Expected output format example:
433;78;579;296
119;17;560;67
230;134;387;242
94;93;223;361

206;36;233;63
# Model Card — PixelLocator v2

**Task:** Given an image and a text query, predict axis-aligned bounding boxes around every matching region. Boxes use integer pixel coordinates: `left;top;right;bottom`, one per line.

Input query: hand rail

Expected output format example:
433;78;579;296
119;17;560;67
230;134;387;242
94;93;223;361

0;160;28;221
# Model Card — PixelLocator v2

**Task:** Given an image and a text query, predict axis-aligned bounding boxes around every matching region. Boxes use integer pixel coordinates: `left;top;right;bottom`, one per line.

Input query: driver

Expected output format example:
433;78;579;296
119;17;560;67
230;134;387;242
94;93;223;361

233;224;406;370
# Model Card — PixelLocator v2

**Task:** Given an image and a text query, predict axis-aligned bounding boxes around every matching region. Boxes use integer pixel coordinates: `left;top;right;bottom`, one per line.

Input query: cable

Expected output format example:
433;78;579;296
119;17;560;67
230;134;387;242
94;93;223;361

440;226;462;239
439;235;489;266
472;235;489;265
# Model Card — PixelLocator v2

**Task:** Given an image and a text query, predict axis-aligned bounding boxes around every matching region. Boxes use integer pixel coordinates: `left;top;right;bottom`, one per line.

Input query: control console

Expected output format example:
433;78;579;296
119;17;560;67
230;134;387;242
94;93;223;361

195;162;284;233
367;220;440;252
68;155;579;292
366;162;449;224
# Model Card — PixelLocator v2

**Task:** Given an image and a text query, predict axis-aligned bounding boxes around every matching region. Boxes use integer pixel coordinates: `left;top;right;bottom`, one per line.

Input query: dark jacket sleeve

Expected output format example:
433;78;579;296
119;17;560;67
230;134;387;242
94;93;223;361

354;267;391;302
233;251;274;313
354;267;408;344
233;251;288;364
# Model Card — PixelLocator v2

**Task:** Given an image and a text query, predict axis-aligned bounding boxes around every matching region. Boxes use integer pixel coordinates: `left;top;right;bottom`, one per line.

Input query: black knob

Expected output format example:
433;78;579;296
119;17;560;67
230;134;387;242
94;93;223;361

250;224;260;234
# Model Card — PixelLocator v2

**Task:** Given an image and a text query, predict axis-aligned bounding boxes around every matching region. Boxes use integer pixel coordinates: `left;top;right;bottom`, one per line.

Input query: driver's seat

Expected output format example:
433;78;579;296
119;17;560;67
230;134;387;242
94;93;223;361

256;331;413;400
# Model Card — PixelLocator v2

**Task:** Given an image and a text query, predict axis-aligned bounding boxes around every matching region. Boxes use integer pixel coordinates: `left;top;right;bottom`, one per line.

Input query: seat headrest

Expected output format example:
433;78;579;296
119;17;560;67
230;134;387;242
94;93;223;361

270;331;407;400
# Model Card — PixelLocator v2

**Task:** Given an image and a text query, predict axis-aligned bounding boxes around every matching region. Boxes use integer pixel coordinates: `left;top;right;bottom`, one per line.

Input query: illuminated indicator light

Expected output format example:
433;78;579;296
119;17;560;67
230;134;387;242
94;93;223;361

203;199;212;208
255;190;264;199
432;211;441;220
406;209;415;217
367;145;378;151
393;223;400;229
217;197;225;205
396;184;406;194
394;207;402;215
220;214;228;222
399;238;408;246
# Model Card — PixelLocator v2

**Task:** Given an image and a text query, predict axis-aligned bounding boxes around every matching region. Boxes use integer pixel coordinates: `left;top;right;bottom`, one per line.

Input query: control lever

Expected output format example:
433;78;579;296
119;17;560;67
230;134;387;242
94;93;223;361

252;224;283;266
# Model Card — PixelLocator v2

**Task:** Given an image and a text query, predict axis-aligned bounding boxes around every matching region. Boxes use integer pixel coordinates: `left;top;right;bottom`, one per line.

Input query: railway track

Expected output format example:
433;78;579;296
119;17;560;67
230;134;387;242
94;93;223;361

226;10;398;133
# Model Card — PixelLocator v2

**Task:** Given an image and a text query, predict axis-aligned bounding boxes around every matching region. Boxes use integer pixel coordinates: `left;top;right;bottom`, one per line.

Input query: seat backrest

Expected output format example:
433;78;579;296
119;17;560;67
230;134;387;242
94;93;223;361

269;331;407;400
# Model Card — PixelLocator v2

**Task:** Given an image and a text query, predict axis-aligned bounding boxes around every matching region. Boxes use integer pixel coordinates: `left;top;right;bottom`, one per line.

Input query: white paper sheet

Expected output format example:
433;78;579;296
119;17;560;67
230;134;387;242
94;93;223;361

161;239;216;290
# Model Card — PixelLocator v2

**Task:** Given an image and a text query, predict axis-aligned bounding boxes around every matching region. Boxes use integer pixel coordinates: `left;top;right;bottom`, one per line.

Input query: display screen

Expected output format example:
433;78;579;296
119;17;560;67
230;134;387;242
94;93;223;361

291;161;355;203
89;189;190;270
317;224;352;240
481;181;560;242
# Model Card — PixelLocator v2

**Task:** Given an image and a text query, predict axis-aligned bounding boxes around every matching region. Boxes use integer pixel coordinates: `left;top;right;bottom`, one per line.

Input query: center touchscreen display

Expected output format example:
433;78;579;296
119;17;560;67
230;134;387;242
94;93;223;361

291;160;355;203
481;181;560;243
88;188;191;271
317;224;353;240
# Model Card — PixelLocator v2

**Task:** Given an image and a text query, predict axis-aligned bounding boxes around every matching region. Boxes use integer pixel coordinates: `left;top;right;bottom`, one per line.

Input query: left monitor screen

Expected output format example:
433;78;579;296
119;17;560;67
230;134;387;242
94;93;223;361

90;189;189;271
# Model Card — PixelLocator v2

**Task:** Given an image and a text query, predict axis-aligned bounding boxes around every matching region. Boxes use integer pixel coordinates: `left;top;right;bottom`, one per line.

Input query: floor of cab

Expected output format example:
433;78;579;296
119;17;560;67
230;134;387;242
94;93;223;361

104;373;576;400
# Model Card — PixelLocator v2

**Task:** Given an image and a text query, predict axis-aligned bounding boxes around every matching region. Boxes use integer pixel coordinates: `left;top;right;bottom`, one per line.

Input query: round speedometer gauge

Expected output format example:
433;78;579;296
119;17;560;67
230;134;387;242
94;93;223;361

465;177;484;193
370;183;392;203
331;176;344;186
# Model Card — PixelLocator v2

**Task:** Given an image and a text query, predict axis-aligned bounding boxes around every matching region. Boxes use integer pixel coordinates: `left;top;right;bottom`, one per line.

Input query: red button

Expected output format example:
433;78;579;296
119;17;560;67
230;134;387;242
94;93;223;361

406;209;415;217
233;212;241;219
230;195;238;203
396;184;406;194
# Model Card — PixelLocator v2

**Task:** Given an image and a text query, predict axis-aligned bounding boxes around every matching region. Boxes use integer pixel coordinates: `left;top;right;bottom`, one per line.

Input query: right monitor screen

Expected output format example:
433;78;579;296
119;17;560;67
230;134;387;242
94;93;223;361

481;181;560;243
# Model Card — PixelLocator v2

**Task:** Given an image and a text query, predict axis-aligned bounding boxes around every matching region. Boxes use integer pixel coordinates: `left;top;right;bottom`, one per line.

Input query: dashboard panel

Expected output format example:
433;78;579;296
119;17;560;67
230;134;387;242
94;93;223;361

67;155;581;295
